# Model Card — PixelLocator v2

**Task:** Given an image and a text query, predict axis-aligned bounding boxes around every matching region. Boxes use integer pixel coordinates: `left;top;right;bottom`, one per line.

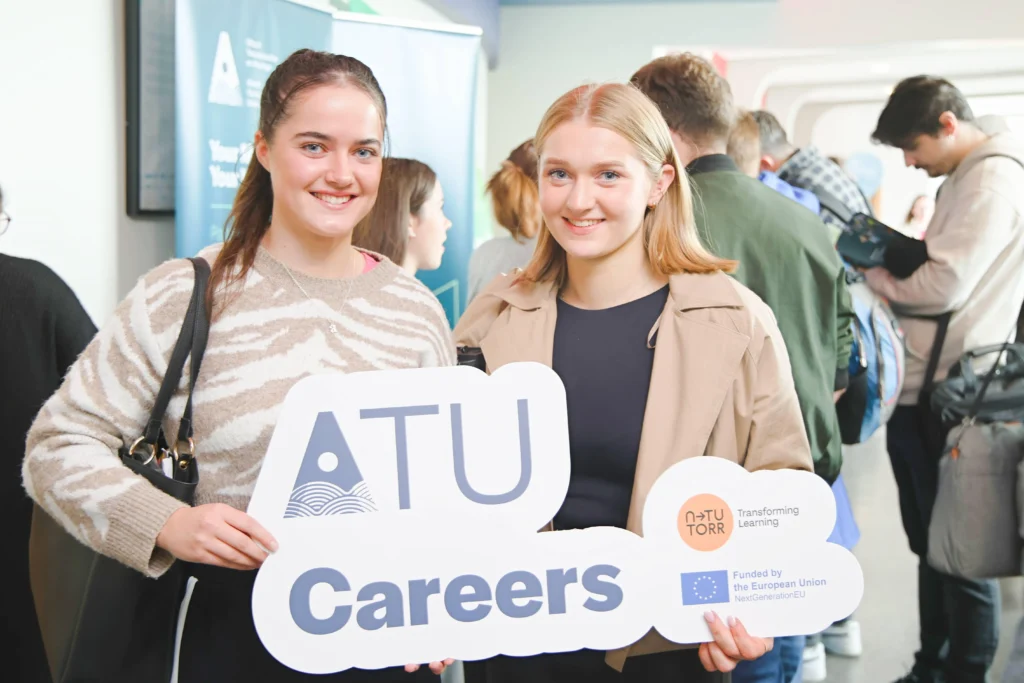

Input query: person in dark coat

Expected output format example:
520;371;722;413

0;183;98;682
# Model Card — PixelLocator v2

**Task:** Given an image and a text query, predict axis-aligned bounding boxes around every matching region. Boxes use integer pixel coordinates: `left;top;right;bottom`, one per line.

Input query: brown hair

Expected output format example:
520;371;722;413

352;157;437;265
486;139;540;243
207;49;387;314
524;83;735;288
630;53;736;148
727;110;762;177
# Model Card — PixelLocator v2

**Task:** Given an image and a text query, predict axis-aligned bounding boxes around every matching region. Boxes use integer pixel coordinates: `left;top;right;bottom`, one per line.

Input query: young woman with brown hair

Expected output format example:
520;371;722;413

353;157;452;273
467;139;541;301
454;82;813;682
23;49;453;681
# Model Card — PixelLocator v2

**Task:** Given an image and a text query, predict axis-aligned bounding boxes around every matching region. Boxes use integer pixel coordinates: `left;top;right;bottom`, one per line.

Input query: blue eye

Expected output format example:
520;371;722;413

303;143;325;154
355;148;378;159
600;171;620;181
548;169;568;180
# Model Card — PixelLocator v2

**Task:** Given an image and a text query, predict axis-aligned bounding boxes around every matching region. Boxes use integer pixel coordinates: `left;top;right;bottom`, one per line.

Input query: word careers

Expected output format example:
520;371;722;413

289;563;623;635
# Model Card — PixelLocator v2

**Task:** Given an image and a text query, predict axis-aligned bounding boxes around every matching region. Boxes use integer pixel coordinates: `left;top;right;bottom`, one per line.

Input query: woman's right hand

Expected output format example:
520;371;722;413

156;503;279;570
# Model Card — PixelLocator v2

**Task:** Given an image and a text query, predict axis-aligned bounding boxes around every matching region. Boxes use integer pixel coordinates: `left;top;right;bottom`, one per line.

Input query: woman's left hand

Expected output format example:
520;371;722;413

405;659;455;675
698;611;773;673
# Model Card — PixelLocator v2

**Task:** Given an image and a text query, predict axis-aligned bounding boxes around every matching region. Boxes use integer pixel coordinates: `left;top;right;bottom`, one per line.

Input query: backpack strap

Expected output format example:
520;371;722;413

810;184;856;225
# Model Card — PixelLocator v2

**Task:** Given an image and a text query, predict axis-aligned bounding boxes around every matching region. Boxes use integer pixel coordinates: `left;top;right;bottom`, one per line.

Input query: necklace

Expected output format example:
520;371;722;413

280;262;355;336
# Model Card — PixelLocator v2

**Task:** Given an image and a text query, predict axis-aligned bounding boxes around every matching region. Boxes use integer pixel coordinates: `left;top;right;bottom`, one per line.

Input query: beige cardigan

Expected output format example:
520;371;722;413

866;117;1024;404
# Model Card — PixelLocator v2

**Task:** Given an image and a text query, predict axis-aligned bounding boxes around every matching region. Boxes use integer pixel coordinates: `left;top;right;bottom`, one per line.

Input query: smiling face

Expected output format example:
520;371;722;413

539;118;673;264
407;179;452;272
256;82;384;244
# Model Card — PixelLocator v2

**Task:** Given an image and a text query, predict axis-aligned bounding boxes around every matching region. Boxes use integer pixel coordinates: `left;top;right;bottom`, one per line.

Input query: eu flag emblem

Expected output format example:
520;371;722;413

681;570;730;605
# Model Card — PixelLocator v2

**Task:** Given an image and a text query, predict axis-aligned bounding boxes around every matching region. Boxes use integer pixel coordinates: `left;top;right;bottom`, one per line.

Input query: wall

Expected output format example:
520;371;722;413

489;0;1024;179
0;0;172;326
0;0;473;325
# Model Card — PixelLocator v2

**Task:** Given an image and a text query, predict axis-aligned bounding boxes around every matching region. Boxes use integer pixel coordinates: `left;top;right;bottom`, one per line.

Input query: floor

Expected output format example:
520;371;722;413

825;428;1023;683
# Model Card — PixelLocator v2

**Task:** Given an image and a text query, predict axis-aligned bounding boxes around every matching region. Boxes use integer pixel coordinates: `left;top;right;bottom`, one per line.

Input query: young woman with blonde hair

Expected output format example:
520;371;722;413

454;82;813;682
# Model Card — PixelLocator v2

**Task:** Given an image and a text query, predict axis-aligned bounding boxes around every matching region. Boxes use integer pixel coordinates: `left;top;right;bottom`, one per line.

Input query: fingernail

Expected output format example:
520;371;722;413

704;611;715;624
728;616;738;627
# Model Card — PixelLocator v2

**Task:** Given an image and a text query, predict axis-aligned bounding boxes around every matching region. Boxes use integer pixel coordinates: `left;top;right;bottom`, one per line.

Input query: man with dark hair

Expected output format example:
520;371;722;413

865;76;1024;683
633;53;855;683
752;110;873;237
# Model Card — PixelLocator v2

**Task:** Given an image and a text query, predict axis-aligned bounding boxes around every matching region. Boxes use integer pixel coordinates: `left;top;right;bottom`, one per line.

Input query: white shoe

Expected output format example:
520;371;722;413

822;619;863;657
802;641;827;682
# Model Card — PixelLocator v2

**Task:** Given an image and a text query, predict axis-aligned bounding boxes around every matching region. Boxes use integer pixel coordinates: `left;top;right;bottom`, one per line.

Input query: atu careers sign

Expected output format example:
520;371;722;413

247;363;863;673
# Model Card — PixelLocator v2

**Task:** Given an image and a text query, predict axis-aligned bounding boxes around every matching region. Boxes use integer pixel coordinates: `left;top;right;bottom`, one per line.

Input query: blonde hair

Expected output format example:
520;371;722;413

727;110;762;177
486;139;540;244
523;83;735;287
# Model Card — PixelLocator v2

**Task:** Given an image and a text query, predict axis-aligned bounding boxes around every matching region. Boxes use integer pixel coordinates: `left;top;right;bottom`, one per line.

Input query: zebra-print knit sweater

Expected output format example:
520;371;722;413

22;244;455;578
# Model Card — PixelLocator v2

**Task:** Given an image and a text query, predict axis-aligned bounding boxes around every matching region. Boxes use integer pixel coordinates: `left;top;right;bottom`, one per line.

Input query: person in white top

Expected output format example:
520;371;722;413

866;76;1024;683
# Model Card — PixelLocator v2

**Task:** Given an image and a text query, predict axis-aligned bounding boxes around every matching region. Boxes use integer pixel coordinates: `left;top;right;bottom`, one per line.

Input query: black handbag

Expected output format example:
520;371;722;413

30;257;210;683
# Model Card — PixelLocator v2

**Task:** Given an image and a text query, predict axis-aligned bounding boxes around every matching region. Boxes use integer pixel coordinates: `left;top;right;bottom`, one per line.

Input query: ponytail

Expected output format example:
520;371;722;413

486;138;540;244
205;158;273;315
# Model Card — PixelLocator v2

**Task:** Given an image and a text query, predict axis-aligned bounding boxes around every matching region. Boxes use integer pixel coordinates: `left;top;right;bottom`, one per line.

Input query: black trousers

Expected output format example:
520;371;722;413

466;648;729;683
886;406;1000;683
178;565;438;682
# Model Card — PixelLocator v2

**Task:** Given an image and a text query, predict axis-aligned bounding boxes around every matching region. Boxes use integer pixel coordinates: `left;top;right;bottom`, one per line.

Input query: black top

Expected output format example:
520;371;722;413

551;285;669;531
1;254;95;683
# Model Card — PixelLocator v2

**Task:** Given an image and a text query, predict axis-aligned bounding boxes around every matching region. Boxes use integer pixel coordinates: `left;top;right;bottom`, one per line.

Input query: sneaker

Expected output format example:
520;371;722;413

822;618;863;657
802;641;827;682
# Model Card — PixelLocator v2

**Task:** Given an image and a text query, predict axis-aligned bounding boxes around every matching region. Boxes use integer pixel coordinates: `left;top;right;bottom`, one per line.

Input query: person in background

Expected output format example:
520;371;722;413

726;111;763;178
352;157;451;274
0;184;97;683
904;194;935;239
729;110;823;214
633;54;856;683
455;81;809;683
866;75;1024;683
843;152;885;217
753;110;874;237
22;50;454;682
466;139;540;302
726;112;866;679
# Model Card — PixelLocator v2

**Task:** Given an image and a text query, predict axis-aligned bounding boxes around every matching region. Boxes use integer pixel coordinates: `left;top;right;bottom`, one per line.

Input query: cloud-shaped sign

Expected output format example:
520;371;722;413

252;525;653;673
642;457;864;643
248;363;864;673
248;363;571;536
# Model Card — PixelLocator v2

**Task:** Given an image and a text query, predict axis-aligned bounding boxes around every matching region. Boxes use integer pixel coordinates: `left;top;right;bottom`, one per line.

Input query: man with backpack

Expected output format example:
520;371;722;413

633;54;855;683
866;76;1024;683
753;110;875;240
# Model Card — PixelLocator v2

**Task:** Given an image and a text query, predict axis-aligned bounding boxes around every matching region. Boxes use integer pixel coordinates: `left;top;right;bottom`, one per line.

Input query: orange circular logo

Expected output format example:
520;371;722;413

677;493;734;551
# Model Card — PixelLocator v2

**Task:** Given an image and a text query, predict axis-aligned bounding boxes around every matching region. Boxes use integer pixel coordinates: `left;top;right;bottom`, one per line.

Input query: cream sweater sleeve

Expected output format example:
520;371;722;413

22;260;196;578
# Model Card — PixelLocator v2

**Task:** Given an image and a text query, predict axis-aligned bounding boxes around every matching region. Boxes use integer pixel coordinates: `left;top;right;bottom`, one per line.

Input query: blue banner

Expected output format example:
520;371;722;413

330;20;480;325
175;0;332;259
176;0;481;326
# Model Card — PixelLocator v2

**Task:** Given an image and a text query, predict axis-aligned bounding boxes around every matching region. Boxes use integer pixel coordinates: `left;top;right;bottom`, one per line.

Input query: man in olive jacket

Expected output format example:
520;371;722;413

633;54;854;486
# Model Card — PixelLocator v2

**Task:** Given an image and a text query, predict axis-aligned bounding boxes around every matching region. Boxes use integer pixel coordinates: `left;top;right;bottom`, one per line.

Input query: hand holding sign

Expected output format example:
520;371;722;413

247;363;863;673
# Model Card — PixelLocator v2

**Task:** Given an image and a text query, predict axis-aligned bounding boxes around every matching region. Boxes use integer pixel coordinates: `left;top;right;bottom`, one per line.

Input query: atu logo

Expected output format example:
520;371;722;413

208;31;243;107
285;412;377;518
284;401;535;519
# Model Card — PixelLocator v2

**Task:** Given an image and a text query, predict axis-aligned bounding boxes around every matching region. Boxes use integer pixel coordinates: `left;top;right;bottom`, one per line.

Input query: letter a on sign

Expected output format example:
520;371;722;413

285;412;377;518
208;31;243;107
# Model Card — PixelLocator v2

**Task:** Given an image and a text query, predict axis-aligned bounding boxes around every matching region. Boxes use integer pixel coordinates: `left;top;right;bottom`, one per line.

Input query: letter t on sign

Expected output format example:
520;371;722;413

360;405;440;509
